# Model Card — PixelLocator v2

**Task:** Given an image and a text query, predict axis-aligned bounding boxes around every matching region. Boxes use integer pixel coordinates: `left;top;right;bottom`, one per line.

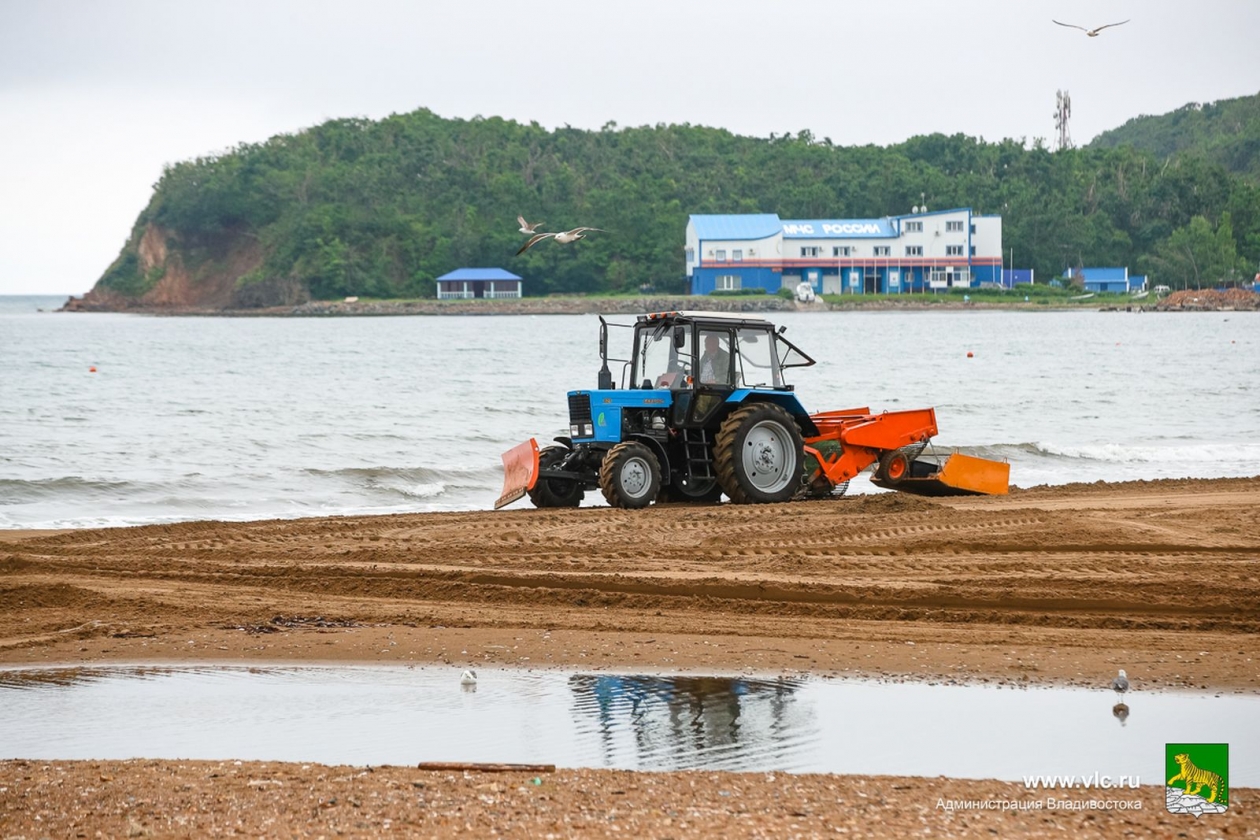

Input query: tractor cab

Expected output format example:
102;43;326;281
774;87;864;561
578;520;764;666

629;311;814;394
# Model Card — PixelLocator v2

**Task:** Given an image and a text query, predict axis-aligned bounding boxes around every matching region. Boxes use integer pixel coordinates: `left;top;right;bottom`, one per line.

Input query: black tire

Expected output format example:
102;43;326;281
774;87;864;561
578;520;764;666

658;473;724;505
714;403;805;504
875;449;912;485
527;445;584;508
599;442;661;509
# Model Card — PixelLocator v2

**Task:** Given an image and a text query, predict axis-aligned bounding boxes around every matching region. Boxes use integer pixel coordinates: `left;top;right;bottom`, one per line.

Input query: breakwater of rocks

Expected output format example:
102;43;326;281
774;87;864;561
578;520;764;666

62;295;797;317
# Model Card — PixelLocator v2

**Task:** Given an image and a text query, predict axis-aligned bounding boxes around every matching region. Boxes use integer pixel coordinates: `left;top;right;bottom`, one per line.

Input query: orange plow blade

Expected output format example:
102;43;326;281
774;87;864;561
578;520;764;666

870;452;1009;496
935;453;1010;496
495;438;540;510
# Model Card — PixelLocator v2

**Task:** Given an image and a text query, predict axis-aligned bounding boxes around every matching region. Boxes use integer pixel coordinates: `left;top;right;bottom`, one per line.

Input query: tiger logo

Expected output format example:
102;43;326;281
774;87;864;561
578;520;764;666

1168;753;1227;804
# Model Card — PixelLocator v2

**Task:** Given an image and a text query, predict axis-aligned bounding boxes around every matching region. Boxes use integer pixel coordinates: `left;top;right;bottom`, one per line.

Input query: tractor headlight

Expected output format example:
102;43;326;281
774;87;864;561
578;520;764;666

570;423;582;437
571;423;594;438
583;423;594;436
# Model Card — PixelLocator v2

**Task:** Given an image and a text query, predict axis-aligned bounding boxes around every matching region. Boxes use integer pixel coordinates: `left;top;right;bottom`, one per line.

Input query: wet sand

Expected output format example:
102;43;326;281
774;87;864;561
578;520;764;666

2;476;1258;837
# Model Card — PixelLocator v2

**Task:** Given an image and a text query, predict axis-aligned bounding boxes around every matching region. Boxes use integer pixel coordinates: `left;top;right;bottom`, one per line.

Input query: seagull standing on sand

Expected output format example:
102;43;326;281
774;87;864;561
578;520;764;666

517;215;544;235
1111;669;1130;697
516;227;605;256
1053;19;1129;36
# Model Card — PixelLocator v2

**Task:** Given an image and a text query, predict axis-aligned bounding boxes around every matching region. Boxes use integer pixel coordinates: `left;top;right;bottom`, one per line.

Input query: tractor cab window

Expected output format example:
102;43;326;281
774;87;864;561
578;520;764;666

733;328;782;388
636;322;692;389
697;329;733;386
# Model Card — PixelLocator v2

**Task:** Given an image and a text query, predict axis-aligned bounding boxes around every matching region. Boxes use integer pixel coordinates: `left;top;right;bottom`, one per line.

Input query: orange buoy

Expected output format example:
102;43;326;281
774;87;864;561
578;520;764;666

89;366;97;372
966;351;974;358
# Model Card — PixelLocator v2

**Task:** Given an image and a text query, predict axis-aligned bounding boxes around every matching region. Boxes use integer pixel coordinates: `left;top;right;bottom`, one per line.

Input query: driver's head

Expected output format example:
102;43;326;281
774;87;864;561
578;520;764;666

704;334;720;353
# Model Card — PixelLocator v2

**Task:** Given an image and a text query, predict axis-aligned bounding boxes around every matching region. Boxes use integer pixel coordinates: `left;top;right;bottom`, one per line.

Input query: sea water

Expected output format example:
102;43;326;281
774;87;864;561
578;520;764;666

2;295;1258;529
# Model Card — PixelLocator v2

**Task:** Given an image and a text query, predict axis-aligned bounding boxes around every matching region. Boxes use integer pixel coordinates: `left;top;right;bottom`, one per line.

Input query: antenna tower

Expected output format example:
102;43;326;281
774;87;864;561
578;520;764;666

1055;90;1073;151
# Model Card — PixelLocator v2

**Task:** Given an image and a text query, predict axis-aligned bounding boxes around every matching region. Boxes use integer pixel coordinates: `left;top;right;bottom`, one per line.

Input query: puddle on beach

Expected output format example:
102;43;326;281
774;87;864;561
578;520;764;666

1;665;1256;785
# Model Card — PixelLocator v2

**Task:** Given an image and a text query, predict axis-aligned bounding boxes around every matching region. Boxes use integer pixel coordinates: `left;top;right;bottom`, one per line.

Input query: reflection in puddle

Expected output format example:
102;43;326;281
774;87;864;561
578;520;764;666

0;665;1256;784
570;674;811;771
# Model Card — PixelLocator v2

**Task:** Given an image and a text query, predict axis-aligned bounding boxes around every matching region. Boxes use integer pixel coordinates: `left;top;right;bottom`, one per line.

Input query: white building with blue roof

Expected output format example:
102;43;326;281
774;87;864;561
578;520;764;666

685;209;1002;296
435;267;522;299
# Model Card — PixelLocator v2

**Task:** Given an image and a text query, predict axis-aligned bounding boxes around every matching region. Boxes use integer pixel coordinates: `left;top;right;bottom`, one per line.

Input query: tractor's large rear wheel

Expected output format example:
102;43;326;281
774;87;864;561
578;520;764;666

527;445;584;508
599;442;661;509
714;403;804;504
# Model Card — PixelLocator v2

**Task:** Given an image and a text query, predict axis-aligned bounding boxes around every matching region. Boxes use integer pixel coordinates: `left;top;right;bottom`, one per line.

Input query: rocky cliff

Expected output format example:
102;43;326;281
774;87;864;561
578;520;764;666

62;224;306;312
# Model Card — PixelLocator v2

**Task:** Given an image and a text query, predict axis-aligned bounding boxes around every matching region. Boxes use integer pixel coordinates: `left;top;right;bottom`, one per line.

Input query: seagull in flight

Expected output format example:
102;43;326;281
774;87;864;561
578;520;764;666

517;215;544;235
1053;19;1129;36
516;227;605;256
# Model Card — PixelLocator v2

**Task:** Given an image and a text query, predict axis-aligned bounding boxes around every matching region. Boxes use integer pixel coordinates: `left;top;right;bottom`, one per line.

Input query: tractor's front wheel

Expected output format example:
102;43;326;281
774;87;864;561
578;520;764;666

599;442;661;509
528;445;584;508
714;403;804;504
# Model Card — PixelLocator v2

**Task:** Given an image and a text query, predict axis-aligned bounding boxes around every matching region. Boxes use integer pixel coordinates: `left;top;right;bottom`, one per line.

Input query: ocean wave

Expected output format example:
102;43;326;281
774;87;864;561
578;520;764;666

302;464;500;484
301;464;502;501
1038;441;1259;465
0;476;144;504
394;482;447;499
0;465;504;523
958;441;1260;467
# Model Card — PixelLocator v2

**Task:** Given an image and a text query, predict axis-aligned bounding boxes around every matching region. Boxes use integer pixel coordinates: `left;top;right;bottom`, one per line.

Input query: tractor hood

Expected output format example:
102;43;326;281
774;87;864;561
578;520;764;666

569;389;672;443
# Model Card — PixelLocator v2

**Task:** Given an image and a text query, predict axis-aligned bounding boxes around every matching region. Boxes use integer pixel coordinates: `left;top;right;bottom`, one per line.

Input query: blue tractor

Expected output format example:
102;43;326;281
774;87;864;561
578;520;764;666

496;311;821;509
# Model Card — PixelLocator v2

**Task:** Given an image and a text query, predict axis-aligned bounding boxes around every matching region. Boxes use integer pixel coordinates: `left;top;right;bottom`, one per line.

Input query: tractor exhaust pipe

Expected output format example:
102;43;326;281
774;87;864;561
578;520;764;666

597;316;613;390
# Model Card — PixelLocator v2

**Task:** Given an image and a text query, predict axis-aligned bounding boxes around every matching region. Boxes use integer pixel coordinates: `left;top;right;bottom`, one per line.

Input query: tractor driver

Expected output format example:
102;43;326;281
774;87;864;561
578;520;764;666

698;332;731;385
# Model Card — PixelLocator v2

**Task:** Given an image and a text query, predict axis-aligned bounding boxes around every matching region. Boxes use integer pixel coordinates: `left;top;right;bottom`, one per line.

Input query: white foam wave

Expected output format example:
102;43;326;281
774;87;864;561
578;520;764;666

396;482;446;499
1031;441;1260;465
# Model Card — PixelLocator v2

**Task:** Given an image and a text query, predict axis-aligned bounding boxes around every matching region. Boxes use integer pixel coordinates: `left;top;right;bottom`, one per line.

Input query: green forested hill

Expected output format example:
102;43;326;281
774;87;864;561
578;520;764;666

1089;91;1260;184
97;107;1260;304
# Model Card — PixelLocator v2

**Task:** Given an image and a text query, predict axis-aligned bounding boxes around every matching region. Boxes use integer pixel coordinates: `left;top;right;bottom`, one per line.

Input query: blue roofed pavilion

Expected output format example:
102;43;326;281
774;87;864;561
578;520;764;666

436;268;522;300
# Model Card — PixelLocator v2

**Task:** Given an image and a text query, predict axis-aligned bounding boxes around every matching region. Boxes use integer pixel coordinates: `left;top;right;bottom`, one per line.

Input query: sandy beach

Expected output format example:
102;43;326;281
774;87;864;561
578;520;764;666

2;476;1257;837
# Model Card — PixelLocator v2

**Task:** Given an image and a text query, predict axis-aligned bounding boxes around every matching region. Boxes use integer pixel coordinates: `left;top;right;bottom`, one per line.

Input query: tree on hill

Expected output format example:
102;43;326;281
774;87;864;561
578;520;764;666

1090;91;1260;184
1142;212;1250;289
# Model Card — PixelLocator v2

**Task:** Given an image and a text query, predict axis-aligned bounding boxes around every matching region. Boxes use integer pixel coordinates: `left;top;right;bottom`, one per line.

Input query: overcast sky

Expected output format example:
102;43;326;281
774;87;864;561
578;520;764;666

1;0;1257;296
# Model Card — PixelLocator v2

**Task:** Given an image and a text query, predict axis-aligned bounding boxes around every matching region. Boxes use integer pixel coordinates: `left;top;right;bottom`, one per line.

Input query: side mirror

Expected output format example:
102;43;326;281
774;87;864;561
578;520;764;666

673;325;686;349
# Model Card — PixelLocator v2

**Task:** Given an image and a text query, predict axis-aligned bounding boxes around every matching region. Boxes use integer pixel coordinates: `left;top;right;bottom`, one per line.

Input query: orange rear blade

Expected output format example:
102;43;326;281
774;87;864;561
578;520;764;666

935;452;1010;495
495;438;540;510
869;452;1010;496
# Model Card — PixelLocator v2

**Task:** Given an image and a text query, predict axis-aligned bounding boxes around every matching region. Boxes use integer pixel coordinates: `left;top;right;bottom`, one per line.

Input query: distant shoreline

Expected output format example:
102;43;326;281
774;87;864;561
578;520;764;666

53;296;1137;317
52;288;1260;316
